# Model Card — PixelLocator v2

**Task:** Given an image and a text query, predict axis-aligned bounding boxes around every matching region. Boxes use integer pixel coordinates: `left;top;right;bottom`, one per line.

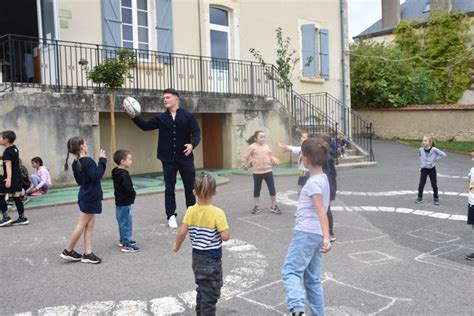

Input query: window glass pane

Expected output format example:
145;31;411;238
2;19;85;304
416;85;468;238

123;41;134;49
139;43;149;58
122;25;133;41
122;8;132;24
211;30;228;59
121;0;131;8
210;7;228;26
137;0;147;10
138;27;148;43
138;11;148;26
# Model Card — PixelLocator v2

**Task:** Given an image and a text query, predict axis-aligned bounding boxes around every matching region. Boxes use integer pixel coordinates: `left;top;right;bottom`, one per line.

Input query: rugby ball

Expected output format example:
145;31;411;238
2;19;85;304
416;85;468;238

122;96;141;117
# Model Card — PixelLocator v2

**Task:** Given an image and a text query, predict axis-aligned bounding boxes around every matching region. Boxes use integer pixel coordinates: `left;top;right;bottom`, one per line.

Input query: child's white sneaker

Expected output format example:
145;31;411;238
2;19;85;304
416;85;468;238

168;215;178;228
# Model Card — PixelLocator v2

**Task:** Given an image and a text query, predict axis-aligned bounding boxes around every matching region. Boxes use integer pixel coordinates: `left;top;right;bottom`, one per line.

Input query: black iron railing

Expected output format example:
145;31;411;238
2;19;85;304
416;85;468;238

302;92;375;161
0;34;373;161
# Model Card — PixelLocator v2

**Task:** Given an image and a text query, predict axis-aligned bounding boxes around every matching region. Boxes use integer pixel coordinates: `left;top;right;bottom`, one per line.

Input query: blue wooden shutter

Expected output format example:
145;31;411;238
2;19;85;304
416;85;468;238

301;24;317;78
320;28;329;80
156;0;174;63
102;0;122;47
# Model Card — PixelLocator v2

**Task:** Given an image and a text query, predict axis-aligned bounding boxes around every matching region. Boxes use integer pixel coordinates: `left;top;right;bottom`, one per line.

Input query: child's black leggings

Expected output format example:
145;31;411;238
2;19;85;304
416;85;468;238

418;167;438;199
253;172;276;198
0;196;7;218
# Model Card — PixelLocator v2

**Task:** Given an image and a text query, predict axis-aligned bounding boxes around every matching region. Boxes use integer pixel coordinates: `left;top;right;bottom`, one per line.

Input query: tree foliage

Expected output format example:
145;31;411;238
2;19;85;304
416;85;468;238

249;27;299;90
79;48;137;89
351;11;472;108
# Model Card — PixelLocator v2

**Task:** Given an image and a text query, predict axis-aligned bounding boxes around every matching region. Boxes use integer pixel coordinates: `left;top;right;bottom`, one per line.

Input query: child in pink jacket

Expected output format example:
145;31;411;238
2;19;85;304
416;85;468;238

242;130;281;214
27;157;51;196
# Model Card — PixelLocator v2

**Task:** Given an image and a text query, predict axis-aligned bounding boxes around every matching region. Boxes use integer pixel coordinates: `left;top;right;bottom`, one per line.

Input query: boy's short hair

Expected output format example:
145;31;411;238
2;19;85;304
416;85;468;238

113;149;131;165
1;130;16;143
163;88;179;98
301;138;329;167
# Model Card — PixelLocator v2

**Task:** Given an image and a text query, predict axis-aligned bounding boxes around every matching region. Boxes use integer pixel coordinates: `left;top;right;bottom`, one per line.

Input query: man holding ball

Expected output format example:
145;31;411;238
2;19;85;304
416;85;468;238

129;88;200;228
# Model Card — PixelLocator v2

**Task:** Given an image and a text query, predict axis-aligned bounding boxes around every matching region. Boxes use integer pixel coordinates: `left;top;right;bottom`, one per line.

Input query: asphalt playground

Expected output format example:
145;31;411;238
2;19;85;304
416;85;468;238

1;140;473;315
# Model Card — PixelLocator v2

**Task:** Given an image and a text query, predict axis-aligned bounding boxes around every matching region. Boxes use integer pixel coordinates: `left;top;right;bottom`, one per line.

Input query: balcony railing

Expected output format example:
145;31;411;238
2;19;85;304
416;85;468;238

0;34;373;161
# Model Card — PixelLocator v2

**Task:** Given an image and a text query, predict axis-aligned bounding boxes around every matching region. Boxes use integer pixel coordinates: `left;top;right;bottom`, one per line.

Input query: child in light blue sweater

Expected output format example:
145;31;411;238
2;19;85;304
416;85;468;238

416;135;447;205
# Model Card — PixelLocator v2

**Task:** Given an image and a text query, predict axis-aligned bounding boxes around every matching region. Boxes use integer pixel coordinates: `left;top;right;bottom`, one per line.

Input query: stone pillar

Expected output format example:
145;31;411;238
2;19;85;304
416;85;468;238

382;0;400;29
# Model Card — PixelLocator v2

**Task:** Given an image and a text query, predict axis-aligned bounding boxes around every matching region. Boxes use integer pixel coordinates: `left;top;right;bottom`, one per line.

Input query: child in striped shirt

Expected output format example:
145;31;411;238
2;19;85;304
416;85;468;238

173;172;230;316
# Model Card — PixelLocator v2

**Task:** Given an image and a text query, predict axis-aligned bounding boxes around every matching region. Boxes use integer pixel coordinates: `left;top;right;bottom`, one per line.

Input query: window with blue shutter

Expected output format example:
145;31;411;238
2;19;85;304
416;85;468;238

102;0;122;48
320;28;329;80
301;24;317;78
156;0;173;63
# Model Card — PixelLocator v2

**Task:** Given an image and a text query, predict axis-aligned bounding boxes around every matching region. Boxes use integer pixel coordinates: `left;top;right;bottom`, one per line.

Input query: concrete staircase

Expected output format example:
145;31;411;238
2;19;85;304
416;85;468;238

336;148;377;169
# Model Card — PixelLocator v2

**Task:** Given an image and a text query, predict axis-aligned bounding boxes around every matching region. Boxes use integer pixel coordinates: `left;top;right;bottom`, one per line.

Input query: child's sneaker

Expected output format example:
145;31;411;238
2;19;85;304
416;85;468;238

121;244;140;253
292;312;305;316
31;191;42;196
118;240;137;247
269;205;282;215
42;187;49;194
81;252;102;264
415;197;423;204
250;206;261;214
0;216;13;227
60;249;82;261
465;253;474;260
434;198;440;205
330;234;337;242
11;217;29;226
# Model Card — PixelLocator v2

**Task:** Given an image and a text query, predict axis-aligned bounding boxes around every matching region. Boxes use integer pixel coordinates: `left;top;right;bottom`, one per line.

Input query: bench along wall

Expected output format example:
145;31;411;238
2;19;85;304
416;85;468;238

358;105;474;141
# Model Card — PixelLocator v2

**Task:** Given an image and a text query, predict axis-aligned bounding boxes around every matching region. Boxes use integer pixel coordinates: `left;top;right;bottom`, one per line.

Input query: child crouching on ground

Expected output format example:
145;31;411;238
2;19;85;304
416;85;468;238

173;172;230;316
27;156;51;196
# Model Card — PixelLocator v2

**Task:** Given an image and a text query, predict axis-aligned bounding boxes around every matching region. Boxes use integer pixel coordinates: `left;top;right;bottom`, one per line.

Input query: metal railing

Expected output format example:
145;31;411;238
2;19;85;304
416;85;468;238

302;92;375;161
0;34;373;161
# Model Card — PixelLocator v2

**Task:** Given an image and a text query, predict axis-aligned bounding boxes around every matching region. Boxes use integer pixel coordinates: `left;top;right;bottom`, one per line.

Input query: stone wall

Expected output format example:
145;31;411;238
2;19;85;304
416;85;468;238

358;105;474;141
0;89;291;186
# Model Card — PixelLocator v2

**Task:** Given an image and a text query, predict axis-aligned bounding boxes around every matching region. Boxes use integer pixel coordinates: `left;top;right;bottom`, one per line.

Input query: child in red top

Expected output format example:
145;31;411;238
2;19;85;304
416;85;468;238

241;130;280;214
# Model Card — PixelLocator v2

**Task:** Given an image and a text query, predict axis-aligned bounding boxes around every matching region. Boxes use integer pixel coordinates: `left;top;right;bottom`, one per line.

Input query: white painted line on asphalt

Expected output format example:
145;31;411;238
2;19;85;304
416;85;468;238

178;291;197;308
415;245;474;273
348;251;400;265
336;190;465;197
238;217;274;232
77;301;114;315
236;296;286;315
276;190;467;222
396;208;413;214
113;300;148;315
150;297;186;315
412;210;434;216
407;228;461;244
38;305;76;316
322;272;412;316
438;173;468;179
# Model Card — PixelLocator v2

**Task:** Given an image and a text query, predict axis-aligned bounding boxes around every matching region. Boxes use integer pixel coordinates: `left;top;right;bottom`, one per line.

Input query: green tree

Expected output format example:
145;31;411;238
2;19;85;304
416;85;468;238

79;48;137;152
249;27;299;90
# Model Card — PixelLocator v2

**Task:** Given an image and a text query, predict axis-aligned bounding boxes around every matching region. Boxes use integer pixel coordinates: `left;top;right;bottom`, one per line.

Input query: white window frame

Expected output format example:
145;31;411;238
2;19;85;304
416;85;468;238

36;0;60;40
121;0;152;60
209;6;231;62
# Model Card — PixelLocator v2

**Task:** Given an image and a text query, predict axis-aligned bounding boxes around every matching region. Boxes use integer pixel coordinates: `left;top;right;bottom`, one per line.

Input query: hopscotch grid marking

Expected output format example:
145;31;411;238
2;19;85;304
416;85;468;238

237;217;275;232
406;228;461;244
415;245;474;273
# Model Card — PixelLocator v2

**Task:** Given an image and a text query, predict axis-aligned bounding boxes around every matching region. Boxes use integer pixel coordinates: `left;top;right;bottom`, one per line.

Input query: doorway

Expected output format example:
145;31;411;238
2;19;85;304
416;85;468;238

202;113;224;169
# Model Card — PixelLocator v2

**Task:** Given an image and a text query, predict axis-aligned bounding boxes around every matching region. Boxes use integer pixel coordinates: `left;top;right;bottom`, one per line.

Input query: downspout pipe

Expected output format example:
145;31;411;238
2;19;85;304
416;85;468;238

340;0;350;135
197;0;203;57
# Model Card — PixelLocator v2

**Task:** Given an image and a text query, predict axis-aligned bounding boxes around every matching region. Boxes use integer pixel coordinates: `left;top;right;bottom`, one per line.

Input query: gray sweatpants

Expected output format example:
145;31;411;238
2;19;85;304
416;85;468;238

192;252;223;316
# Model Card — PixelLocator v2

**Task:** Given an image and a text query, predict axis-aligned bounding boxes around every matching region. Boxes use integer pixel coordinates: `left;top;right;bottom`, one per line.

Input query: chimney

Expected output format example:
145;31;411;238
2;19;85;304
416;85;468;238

382;0;400;29
430;0;452;13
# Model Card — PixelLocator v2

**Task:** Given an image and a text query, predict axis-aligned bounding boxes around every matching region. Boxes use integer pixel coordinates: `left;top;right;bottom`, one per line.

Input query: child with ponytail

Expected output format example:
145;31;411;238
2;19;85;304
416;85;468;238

60;137;107;264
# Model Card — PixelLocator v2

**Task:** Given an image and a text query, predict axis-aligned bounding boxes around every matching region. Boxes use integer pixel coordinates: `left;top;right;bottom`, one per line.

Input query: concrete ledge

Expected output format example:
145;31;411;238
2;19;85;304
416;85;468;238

336;161;378;170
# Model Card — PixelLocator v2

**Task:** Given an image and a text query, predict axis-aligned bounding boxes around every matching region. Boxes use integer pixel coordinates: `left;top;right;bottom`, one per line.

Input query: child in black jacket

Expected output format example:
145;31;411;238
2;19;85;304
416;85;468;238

319;134;338;242
112;149;138;253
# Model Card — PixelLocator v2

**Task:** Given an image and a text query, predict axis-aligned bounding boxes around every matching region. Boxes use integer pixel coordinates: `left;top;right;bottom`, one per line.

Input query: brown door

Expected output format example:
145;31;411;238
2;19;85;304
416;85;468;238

202;113;224;168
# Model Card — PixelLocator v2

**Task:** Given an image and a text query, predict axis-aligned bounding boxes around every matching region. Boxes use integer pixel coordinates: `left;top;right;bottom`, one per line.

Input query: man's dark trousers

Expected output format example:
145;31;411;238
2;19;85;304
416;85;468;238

163;160;196;219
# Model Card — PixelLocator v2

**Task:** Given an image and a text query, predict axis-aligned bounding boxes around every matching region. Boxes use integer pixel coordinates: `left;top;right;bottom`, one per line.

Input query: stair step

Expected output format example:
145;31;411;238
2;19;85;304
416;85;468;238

345;149;357;155
336;161;377;170
337;155;367;164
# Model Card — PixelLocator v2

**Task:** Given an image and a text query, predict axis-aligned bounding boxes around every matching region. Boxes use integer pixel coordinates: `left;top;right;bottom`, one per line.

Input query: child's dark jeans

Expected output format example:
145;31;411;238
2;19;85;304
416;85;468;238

192;252;223;316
